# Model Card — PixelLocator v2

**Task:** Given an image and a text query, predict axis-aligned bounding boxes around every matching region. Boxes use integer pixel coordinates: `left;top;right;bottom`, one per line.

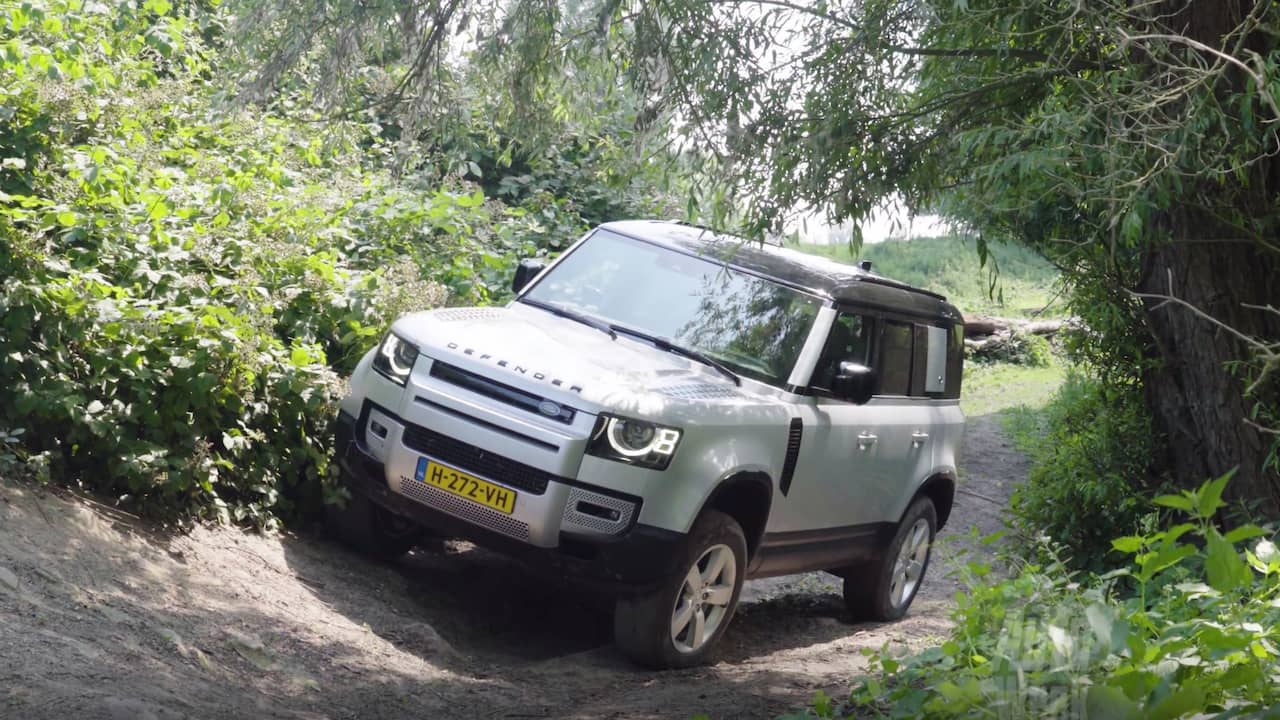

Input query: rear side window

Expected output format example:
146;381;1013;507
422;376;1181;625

877;321;913;396
877;319;958;399
917;324;950;396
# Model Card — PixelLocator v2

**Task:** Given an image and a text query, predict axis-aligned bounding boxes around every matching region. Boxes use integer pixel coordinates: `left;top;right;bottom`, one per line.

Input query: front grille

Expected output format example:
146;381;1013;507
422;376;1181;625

401;423;553;495
429;361;576;425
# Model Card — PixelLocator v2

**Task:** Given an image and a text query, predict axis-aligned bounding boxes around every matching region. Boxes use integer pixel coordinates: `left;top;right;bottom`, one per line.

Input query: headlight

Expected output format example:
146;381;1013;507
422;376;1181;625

371;332;418;386
587;414;682;470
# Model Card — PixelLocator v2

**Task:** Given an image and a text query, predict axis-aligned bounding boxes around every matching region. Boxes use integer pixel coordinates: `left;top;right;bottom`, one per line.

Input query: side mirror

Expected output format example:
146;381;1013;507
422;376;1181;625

830;362;877;405
511;258;547;294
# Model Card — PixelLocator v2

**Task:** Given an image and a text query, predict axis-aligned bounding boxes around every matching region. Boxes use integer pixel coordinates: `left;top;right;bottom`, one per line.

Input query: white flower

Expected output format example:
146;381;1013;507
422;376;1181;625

1255;539;1278;564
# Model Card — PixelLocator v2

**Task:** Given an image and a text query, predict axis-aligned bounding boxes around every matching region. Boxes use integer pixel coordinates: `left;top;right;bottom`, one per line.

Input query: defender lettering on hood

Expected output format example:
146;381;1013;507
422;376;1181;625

445;341;585;394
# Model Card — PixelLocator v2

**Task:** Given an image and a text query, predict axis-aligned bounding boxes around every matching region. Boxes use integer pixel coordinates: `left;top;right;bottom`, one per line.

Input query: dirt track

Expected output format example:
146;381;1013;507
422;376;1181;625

0;415;1024;720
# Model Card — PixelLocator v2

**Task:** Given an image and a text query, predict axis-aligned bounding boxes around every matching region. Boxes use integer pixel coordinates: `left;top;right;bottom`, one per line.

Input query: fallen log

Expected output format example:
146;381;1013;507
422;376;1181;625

1023;319;1067;336
962;315;1007;337
964;334;1010;353
962;314;1070;338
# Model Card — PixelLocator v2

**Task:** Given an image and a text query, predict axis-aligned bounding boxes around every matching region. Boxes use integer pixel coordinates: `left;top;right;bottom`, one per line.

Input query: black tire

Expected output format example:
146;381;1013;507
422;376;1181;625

325;486;422;560
844;496;937;621
614;510;747;669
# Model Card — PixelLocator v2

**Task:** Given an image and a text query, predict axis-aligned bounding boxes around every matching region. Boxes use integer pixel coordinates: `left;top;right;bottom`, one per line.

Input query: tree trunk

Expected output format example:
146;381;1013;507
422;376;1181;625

1137;238;1280;515
1134;1;1280;515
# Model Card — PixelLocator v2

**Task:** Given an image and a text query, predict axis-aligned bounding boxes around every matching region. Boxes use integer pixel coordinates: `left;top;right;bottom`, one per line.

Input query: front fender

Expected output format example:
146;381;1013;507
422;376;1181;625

581;428;785;535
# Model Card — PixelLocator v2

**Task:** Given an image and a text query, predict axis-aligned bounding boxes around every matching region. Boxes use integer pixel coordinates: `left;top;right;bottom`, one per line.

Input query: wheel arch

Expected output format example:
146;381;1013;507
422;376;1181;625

699;471;773;559
915;471;956;529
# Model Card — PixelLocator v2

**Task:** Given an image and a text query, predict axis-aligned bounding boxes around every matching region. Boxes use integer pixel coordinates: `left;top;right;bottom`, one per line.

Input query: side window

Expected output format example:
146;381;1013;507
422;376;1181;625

912;325;930;395
810;312;873;392
920;324;950;396
878;321;913;396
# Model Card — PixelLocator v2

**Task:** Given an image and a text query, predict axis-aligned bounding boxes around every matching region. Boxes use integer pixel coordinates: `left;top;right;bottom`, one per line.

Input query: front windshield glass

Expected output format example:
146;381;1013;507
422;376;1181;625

523;230;822;386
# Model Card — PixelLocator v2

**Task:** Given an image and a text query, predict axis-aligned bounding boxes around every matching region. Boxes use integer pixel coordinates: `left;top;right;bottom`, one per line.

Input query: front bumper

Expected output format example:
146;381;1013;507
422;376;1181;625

334;407;686;593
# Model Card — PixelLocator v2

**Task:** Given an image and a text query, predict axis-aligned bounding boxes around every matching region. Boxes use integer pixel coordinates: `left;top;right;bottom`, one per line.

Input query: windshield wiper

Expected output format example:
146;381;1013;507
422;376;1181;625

610;325;741;386
518;297;617;340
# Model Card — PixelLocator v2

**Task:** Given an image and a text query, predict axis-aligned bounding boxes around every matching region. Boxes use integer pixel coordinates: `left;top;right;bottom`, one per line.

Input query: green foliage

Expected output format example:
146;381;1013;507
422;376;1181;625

620;0;1280;503
1244;362;1280;480
795;236;1061;318
228;0;1280;502
468;127;681;252
0;0;548;526
790;476;1280;720
1008;373;1161;570
226;0;687;244
1057;270;1151;389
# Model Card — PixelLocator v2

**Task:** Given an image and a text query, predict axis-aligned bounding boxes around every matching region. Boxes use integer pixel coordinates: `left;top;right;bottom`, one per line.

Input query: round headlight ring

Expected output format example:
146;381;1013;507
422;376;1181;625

383;335;415;376
606;418;659;457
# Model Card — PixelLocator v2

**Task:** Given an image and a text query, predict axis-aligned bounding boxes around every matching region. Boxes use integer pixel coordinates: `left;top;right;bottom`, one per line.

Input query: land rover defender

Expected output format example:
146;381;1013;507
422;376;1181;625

330;220;964;668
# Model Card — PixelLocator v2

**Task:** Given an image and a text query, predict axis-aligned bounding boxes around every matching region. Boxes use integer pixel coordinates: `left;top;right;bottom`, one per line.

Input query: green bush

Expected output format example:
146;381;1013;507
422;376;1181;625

0;0;541;526
1007;372;1159;569
787;476;1280;720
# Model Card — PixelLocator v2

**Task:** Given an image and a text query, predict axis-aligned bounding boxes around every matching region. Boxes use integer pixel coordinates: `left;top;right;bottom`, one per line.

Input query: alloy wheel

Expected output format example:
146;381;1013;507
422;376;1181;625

670;543;737;653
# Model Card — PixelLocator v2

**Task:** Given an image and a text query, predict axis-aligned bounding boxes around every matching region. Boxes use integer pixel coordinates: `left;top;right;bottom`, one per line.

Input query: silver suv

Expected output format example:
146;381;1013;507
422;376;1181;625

330;220;965;668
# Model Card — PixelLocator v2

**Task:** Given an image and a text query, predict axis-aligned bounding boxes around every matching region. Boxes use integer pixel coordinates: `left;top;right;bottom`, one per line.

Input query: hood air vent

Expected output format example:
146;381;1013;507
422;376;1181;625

656;383;741;400
434;307;506;322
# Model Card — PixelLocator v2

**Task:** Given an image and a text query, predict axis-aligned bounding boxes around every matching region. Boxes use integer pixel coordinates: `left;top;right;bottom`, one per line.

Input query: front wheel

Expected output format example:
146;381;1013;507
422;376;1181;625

843;496;936;621
613;510;747;669
324;485;423;560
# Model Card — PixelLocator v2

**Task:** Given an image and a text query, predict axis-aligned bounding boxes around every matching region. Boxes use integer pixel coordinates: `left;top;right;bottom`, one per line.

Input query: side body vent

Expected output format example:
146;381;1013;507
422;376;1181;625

779;418;803;496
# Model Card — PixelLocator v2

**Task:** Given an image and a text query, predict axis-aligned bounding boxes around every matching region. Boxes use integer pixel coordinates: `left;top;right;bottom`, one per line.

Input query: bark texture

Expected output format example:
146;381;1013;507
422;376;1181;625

1138;239;1280;515
1134;0;1280;515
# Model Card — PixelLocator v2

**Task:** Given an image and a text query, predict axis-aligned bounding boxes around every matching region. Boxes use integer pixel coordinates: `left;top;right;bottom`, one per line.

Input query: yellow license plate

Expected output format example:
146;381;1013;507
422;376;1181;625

414;458;517;514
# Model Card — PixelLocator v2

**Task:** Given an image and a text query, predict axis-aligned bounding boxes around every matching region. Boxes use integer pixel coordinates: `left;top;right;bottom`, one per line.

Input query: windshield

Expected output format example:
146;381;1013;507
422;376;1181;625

523;230;822;385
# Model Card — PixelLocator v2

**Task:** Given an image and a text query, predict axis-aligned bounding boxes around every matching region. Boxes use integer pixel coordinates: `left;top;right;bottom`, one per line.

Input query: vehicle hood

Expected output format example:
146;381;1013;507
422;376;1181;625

391;304;760;416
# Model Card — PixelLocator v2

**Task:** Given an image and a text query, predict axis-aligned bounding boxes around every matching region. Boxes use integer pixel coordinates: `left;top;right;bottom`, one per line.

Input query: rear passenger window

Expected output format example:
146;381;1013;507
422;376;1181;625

877;321;913;396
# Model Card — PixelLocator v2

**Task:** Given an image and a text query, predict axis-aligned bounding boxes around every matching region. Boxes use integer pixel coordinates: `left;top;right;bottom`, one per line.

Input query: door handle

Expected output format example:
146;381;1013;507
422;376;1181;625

911;431;930;448
857;431;877;450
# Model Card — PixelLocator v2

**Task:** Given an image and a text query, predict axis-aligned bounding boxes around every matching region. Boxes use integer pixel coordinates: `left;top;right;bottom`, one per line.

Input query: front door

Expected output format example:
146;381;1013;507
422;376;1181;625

772;311;938;532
